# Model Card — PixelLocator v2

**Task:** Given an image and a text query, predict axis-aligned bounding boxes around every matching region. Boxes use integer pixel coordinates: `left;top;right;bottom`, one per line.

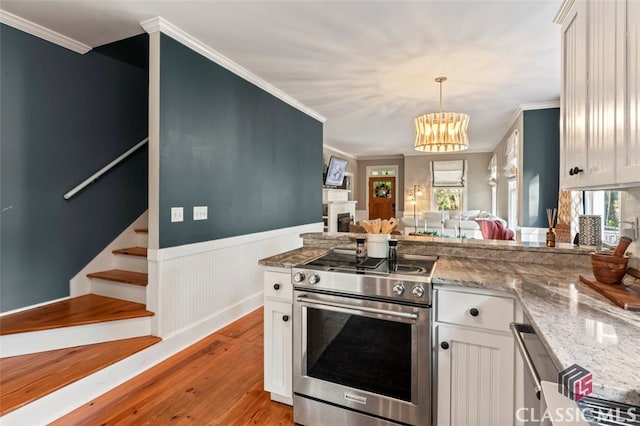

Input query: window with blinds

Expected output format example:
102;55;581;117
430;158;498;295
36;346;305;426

431;160;466;211
431;160;466;187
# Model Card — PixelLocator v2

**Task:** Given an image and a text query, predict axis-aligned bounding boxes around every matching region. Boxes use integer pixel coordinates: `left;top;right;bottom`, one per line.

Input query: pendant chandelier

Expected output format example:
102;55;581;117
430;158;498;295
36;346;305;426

414;76;470;152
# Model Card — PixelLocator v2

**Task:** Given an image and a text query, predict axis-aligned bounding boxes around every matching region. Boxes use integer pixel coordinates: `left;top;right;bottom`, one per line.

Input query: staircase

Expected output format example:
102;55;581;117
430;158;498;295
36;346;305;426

0;224;161;422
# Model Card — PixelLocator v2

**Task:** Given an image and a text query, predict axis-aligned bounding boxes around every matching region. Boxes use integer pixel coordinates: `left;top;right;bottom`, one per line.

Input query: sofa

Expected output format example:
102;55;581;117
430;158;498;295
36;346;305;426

400;210;510;239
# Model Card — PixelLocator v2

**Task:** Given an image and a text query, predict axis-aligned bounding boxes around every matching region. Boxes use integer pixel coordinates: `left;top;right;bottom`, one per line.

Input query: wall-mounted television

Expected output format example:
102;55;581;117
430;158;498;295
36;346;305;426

324;156;348;187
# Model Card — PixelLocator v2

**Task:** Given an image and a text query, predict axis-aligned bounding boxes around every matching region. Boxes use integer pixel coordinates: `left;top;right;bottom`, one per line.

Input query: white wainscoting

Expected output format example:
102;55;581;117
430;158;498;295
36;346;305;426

147;222;322;339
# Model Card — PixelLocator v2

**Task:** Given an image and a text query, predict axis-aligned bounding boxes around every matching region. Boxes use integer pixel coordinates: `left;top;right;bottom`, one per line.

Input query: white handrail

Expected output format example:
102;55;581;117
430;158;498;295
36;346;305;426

63;137;149;200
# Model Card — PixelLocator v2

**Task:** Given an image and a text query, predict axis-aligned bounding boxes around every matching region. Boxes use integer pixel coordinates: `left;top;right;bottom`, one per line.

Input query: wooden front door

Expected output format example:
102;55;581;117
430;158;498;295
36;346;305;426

369;177;396;219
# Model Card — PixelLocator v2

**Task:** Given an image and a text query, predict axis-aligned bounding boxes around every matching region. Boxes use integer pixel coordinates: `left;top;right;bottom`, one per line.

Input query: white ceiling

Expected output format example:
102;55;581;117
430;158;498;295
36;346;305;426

1;0;562;158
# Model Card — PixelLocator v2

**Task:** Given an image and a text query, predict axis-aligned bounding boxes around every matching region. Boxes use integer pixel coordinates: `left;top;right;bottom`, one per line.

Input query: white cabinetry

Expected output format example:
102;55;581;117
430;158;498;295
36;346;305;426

557;0;640;189
616;0;640;184
263;268;293;405
434;287;520;426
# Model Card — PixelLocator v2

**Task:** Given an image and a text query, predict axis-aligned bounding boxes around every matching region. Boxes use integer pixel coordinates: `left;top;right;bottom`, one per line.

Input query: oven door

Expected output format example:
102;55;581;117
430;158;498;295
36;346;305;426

293;290;430;425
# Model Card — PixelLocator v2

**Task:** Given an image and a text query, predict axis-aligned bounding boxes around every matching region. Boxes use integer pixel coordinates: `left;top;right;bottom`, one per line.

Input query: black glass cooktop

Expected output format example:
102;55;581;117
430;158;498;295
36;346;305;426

304;249;436;276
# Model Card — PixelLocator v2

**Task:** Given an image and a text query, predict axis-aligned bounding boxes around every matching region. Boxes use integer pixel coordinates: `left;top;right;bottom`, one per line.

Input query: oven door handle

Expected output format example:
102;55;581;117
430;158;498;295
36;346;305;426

296;295;419;320
510;322;542;400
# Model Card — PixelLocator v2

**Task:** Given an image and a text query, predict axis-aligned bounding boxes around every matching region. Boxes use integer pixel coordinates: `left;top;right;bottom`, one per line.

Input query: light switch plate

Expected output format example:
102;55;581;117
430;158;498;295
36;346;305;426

193;206;208;221
171;207;183;223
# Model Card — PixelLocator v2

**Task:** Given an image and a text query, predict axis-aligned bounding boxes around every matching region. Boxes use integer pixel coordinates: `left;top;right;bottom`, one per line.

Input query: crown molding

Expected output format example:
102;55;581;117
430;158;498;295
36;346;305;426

0;9;91;54
139;16;326;123
520;101;560;111
553;0;575;24
358;154;404;161
323;144;357;160
493;100;561;151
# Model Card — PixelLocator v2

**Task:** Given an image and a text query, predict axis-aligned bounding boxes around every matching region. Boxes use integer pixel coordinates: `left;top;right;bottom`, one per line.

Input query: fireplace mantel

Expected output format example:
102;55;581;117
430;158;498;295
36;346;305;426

322;189;356;232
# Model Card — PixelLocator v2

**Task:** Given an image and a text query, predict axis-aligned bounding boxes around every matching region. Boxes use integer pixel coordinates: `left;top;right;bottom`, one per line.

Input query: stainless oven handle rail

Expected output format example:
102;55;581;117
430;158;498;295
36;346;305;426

510;322;542;400
296;295;419;320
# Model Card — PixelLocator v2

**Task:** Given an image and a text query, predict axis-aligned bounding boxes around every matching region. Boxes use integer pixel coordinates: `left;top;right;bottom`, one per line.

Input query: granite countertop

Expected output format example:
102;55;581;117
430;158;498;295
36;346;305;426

433;258;640;406
259;246;640;406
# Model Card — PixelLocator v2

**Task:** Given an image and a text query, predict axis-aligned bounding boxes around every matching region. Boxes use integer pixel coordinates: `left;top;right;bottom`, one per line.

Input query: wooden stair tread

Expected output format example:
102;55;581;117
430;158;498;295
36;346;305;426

0;335;161;416
134;228;148;234
87;269;148;286
0;295;153;336
112;246;147;257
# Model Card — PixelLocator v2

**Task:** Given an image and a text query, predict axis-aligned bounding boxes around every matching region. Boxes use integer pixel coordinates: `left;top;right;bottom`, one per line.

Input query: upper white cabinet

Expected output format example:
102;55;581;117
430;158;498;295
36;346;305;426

556;0;640;189
616;0;640;185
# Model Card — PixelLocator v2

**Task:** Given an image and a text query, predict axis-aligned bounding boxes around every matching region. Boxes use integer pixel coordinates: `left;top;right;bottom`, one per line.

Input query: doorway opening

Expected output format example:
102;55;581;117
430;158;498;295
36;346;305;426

366;166;398;220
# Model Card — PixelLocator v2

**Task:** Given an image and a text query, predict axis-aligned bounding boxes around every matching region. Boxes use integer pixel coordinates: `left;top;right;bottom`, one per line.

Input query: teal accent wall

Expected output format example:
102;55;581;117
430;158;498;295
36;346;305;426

158;34;323;248
522;108;560;228
0;26;148;312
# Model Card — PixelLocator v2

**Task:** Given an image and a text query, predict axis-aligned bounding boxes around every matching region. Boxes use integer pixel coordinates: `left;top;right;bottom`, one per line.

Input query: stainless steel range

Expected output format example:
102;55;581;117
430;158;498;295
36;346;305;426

292;248;437;426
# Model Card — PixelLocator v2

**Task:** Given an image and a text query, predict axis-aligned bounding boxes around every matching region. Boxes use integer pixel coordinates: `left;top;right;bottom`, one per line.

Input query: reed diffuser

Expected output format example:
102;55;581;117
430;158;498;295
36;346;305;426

546;208;557;247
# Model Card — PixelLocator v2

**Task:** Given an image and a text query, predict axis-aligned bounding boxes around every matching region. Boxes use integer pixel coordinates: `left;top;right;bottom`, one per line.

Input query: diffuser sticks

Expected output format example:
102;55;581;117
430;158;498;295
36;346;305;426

546;208;557;247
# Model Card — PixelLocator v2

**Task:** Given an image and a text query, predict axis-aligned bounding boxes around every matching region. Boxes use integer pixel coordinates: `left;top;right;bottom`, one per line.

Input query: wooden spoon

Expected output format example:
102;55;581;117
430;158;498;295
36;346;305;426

361;220;374;234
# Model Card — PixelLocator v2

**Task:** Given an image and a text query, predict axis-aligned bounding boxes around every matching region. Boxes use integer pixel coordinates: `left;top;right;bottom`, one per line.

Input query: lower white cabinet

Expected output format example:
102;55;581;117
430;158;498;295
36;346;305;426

264;300;292;403
263;268;293;405
435;324;515;426
434;288;520;426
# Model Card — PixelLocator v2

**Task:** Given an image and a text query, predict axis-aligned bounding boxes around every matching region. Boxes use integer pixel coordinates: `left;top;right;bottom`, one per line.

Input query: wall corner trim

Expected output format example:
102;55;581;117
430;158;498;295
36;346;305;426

0;9;92;54
139;16;326;123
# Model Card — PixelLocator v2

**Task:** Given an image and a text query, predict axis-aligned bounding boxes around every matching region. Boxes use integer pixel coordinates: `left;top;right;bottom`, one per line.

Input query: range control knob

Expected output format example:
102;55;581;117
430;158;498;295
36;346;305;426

412;285;425;298
293;272;306;283
308;274;321;285
392;283;405;296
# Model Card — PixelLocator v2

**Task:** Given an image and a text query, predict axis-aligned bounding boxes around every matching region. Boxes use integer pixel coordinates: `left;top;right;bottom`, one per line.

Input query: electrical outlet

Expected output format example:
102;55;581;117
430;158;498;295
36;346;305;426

193;206;208;221
171;207;183;223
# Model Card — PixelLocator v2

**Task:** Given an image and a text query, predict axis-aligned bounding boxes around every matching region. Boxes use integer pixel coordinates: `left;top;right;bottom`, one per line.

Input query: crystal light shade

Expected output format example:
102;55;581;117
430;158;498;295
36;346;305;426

414;111;470;152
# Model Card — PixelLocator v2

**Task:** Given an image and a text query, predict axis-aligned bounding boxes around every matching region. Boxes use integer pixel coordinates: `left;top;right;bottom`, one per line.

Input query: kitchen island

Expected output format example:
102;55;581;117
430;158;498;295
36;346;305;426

259;232;640;408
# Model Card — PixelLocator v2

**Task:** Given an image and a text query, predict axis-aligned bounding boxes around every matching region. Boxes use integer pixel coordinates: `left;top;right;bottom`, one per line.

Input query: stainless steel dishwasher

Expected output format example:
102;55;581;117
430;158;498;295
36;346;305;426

511;315;558;426
511;315;640;426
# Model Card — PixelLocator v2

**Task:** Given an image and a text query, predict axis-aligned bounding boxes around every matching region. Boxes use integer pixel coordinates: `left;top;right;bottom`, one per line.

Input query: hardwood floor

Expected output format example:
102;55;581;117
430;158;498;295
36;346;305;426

51;307;294;425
